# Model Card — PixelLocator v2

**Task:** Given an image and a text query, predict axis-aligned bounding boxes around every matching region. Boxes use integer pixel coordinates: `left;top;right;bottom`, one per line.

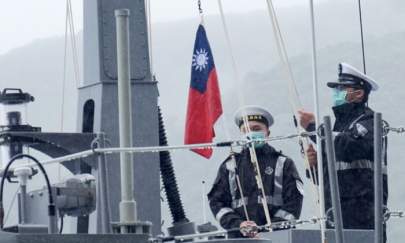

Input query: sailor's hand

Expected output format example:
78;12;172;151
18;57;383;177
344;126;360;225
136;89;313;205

306;144;317;167
298;110;315;130
240;221;259;238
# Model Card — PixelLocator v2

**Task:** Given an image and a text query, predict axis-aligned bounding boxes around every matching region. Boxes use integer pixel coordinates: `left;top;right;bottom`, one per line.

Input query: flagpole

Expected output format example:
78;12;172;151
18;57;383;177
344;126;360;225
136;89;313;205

309;1;327;242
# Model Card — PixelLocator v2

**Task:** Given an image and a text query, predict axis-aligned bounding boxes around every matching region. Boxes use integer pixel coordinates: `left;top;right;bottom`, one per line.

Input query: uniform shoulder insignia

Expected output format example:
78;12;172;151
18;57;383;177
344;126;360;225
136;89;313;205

355;123;368;138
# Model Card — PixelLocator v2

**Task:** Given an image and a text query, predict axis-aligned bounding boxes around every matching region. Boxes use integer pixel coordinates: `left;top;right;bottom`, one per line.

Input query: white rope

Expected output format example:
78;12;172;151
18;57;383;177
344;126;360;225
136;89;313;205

60;0;71;182
68;0;81;88
264;0;320;200
60;0;81;181
264;1;301;112
61;0;70;132
308;0;327;241
217;0;272;227
68;0;80;85
60;0;81;129
264;0;323;234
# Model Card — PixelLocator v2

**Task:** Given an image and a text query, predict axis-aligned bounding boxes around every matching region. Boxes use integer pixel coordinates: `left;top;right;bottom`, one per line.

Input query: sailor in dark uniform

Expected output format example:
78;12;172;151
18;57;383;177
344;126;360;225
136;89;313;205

298;63;388;239
208;106;304;238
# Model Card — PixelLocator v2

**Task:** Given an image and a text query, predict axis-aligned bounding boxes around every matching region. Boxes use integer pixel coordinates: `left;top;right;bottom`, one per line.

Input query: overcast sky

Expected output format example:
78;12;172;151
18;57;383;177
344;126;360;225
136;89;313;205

0;0;328;55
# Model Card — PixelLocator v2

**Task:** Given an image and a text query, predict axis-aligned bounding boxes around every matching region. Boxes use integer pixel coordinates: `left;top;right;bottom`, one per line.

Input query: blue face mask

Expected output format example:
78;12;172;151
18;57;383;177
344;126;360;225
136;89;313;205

332;88;348;107
245;131;267;148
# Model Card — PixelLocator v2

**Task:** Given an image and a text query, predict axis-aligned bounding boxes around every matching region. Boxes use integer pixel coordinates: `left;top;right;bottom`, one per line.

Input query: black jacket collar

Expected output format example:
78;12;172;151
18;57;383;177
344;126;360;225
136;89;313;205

332;102;366;122
332;102;373;131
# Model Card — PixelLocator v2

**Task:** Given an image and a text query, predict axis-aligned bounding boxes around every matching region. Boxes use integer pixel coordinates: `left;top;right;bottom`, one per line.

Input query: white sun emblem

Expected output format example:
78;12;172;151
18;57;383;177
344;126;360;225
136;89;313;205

192;48;209;72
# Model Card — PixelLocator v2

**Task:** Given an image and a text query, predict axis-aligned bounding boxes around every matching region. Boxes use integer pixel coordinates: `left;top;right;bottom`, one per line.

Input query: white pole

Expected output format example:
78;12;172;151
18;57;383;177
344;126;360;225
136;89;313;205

202;180;207;223
115;9;137;231
309;1;327;242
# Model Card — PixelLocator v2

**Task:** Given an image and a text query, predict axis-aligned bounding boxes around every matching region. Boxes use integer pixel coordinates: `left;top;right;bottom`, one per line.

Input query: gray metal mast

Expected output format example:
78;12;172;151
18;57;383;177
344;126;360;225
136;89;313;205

78;0;160;235
323;116;345;243
374;112;383;243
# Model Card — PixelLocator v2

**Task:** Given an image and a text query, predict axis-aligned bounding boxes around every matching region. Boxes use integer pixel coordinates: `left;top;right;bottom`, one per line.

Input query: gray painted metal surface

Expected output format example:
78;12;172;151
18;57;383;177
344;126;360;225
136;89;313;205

260;229;373;243
80;0;160;235
0;132;98;173
198;239;272;243
324;116;345;243
96;133;112;233
0;232;149;243
374;113;383;243
0;234;272;243
19;182;96;227
83;0;151;84
19;189;52;226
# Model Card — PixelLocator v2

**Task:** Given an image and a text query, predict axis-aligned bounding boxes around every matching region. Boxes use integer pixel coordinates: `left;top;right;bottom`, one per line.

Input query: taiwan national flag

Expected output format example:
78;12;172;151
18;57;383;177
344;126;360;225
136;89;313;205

184;24;223;159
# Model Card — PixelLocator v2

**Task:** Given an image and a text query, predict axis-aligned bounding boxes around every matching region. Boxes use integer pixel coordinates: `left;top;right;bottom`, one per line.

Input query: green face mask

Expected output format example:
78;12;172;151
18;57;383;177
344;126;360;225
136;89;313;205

245;131;266;148
332;88;348;107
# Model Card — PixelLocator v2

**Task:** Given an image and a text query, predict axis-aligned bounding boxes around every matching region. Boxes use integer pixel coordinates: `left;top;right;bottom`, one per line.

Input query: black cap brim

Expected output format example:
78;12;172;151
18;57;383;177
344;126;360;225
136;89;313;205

327;80;357;88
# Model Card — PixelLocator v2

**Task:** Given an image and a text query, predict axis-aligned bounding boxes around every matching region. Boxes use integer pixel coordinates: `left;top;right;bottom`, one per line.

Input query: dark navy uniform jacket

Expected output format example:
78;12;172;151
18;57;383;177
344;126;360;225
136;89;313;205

207;144;303;231
308;102;388;229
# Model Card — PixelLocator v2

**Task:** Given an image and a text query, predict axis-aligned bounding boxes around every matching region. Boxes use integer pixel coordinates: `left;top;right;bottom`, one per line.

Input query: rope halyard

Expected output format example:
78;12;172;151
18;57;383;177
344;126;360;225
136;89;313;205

61;0;81;131
264;0;320;196
60;0;81;182
217;0;272;227
67;0;81;87
264;0;319;190
264;0;326;241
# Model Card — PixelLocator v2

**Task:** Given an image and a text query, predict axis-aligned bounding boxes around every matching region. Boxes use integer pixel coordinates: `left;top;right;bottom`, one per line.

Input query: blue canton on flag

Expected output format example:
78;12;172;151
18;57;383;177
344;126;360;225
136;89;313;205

190;25;215;93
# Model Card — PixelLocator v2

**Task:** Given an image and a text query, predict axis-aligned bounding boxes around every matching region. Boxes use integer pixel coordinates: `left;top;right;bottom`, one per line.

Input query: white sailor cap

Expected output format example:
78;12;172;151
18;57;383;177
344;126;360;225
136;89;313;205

234;105;274;128
327;63;379;91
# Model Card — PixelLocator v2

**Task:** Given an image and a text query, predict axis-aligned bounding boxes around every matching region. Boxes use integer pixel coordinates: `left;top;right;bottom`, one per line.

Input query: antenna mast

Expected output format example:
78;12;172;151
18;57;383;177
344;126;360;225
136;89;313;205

358;0;367;74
